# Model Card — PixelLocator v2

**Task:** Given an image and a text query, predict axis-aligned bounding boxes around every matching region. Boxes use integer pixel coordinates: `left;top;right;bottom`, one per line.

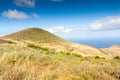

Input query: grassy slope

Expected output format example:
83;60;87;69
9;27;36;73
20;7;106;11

0;28;119;80
2;28;108;58
37;42;108;58
0;39;14;44
101;46;120;58
0;44;120;80
3;28;66;43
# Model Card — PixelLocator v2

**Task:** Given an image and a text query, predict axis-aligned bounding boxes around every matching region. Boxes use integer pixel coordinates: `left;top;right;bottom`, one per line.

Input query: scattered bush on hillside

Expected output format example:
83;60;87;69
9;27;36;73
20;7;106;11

114;56;120;60
65;52;71;55
95;56;100;59
0;44;120;80
7;41;15;44
72;53;83;58
27;44;49;51
0;39;15;44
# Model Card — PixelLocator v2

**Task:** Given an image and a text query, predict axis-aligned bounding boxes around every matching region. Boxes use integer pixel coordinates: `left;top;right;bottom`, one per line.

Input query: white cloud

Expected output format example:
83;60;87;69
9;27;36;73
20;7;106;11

45;26;72;34
90;16;120;31
51;0;63;2
14;0;35;7
32;13;40;19
1;9;29;19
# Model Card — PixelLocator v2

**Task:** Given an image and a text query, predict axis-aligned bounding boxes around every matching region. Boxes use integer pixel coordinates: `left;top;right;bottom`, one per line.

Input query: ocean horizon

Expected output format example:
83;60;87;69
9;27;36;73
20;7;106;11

70;38;120;48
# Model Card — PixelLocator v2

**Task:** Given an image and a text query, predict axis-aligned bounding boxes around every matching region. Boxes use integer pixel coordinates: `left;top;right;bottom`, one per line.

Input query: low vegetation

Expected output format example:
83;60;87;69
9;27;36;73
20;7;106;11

114;56;120;60
2;28;110;58
0;28;120;80
0;44;120;80
0;39;15;44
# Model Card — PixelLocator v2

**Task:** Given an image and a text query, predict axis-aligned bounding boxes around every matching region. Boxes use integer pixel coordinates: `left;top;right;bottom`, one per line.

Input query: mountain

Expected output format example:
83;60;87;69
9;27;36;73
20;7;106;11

2;28;66;43
2;28;108;58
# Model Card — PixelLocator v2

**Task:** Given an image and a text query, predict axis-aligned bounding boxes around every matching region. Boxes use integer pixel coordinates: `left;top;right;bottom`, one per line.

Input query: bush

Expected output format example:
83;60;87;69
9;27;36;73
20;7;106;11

66;52;71;55
27;44;39;49
72;53;83;58
114;56;120;60
27;44;48;51
7;41;15;44
95;56;100;59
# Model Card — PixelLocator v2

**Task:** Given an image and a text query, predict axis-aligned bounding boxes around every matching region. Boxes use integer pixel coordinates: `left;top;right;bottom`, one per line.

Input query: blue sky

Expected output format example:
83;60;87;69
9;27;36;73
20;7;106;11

0;0;120;40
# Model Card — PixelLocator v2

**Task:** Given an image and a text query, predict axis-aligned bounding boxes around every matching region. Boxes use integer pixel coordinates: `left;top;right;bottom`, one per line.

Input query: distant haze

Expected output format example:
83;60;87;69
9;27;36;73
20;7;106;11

70;38;120;48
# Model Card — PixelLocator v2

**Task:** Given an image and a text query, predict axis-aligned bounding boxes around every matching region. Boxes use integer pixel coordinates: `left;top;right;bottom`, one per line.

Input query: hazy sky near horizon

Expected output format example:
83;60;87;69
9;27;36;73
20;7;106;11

0;0;120;40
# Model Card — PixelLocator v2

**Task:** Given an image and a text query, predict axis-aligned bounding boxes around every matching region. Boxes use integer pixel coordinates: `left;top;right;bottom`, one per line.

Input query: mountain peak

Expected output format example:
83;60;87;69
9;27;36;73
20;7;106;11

2;28;66;43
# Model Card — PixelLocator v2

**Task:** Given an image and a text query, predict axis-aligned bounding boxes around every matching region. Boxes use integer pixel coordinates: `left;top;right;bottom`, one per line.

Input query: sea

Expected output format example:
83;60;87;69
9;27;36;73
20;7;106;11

69;38;120;48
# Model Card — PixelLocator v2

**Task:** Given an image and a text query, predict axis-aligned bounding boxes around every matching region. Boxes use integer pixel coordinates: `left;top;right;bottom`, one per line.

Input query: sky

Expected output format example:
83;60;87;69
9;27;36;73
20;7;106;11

0;0;120;41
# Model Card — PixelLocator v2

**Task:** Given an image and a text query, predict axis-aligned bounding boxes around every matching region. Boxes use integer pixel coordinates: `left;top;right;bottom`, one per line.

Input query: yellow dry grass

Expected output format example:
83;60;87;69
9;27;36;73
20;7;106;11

0;44;119;80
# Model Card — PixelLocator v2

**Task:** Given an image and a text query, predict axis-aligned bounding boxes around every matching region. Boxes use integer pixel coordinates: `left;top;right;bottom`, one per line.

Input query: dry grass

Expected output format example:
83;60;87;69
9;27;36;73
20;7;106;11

0;44;120;80
36;42;108;58
101;46;120;58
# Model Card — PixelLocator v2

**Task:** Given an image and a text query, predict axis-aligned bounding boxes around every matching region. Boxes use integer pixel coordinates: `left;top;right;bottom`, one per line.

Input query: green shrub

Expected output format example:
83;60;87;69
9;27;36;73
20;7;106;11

95;56;100;59
7;41;15;44
72;53;83;58
27;44;40;49
57;51;65;56
66;52;71;55
27;44;49;51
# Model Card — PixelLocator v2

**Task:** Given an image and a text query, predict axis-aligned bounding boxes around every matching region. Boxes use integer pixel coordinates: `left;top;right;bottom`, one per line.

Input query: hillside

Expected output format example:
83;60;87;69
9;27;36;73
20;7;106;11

0;39;8;44
2;28;108;58
101;45;120;58
3;28;66;43
0;28;120;80
110;45;120;49
0;44;119;80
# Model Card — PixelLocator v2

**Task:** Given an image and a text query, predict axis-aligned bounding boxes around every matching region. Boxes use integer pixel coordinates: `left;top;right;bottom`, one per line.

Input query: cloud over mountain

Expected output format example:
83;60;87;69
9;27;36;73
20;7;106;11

45;26;72;34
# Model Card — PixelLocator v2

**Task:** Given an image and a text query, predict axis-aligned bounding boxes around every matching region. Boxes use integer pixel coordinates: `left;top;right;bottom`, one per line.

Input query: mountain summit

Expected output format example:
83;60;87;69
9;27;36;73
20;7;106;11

3;28;66;43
